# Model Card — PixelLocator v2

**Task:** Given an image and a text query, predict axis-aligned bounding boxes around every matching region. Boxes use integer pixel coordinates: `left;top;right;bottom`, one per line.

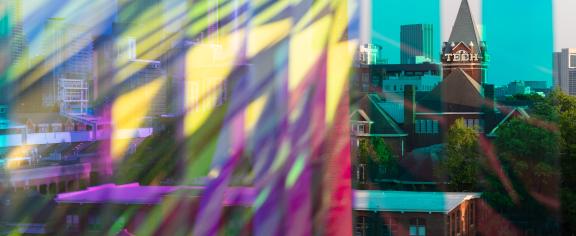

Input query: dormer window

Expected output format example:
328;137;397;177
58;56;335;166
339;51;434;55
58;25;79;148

352;123;369;135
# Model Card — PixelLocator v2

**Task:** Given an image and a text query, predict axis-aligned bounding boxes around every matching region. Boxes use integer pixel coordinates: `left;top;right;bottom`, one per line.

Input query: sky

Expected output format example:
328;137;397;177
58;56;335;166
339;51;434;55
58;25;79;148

370;0;572;86
18;0;576;86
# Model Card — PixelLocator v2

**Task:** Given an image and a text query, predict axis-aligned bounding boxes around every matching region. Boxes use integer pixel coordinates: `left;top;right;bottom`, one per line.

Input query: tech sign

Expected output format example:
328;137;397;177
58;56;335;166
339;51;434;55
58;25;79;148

444;50;481;62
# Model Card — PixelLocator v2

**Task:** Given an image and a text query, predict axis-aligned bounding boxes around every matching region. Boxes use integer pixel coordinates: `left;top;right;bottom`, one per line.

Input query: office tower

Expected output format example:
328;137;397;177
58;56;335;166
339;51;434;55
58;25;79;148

115;0;168;60
113;0;170;116
400;24;433;64
121;59;168;115
0;0;25;117
553;48;576;95
41;18;93;113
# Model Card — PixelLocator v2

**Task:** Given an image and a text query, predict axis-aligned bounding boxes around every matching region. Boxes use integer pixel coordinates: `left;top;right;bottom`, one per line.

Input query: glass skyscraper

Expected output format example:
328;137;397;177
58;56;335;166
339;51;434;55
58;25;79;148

400;24;433;64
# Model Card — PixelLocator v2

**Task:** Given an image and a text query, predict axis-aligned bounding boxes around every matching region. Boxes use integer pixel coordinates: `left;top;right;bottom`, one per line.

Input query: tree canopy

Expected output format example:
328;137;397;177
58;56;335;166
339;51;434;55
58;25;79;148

356;138;397;180
439;118;480;191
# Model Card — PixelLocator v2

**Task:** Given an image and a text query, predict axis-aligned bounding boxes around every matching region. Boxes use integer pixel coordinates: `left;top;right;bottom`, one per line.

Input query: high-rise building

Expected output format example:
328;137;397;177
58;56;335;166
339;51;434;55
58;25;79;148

553;48;576;96
121;59;168;115
113;0;170;116
400;24;433;64
41;18;93;112
115;0;168;61
0;0;25;117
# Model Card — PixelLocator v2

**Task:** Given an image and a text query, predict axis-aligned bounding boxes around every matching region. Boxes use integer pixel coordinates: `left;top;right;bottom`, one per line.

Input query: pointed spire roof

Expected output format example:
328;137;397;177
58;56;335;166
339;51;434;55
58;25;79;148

418;69;483;112
449;0;481;46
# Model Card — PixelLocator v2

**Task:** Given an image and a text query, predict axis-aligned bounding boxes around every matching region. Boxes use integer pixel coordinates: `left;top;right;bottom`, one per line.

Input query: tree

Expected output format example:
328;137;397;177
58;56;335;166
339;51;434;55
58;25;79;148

438;118;480;191
547;90;576;234
488;98;561;234
356;138;397;181
495;117;560;195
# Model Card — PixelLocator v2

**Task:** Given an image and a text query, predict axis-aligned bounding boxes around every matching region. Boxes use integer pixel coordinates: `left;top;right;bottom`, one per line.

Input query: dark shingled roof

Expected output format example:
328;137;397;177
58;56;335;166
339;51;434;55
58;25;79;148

417;68;483;112
353;94;406;136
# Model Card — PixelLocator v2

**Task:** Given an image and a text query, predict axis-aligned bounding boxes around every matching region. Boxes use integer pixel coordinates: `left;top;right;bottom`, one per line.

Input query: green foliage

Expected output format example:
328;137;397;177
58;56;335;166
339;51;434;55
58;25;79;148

371;138;394;165
356;138;397;179
510;93;547;103
357;139;372;165
488;91;566;233
439;118;480;191
547;90;576;234
496;118;560;163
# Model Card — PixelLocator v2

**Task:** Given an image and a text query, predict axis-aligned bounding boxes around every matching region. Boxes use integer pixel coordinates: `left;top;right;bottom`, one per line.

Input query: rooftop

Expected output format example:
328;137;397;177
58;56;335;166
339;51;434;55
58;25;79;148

354;190;480;213
56;184;481;214
55;183;255;206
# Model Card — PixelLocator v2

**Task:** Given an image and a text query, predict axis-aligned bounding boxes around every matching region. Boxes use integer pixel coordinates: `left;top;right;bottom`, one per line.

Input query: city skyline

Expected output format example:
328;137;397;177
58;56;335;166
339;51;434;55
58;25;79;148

371;0;575;86
1;0;576;235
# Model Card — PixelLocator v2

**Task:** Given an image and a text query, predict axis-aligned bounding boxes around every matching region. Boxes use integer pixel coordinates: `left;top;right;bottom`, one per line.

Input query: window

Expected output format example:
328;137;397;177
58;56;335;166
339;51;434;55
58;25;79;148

126;37;137;60
66;214;80;231
569;71;576;95
450;214;455;236
415;120;439;134
570;54;576;68
468;201;475;227
456;210;461;234
357;164;366;183
352;123;369;135
357;124;366;134
409;218;426;236
88;215;102;231
464;119;483;132
362;73;369;82
382;217;398;236
355;216;368;236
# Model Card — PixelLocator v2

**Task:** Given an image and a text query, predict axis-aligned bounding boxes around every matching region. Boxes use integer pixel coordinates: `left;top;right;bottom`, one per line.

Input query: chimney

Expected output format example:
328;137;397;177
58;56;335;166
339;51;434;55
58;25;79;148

403;84;416;151
483;84;495;112
482;84;496;132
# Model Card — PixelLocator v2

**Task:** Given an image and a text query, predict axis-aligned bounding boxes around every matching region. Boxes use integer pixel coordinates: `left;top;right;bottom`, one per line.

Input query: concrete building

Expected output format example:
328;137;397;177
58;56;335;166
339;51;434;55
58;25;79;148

400;24;434;64
40;18;94;111
359;43;386;65
120;59;168;116
354;63;442;94
494;80;549;100
0;0;26;116
524;80;548;91
553;48;576;95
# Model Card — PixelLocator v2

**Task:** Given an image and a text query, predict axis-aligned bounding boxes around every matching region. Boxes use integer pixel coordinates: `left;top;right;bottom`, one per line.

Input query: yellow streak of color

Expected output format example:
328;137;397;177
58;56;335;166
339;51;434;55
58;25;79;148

289;16;331;90
111;79;164;159
5;145;34;170
326;0;357;125
245;93;269;134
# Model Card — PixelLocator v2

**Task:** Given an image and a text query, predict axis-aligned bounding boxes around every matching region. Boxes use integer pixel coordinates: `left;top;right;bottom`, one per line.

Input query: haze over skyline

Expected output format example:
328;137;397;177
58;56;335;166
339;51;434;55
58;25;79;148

18;0;576;86
372;0;570;86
